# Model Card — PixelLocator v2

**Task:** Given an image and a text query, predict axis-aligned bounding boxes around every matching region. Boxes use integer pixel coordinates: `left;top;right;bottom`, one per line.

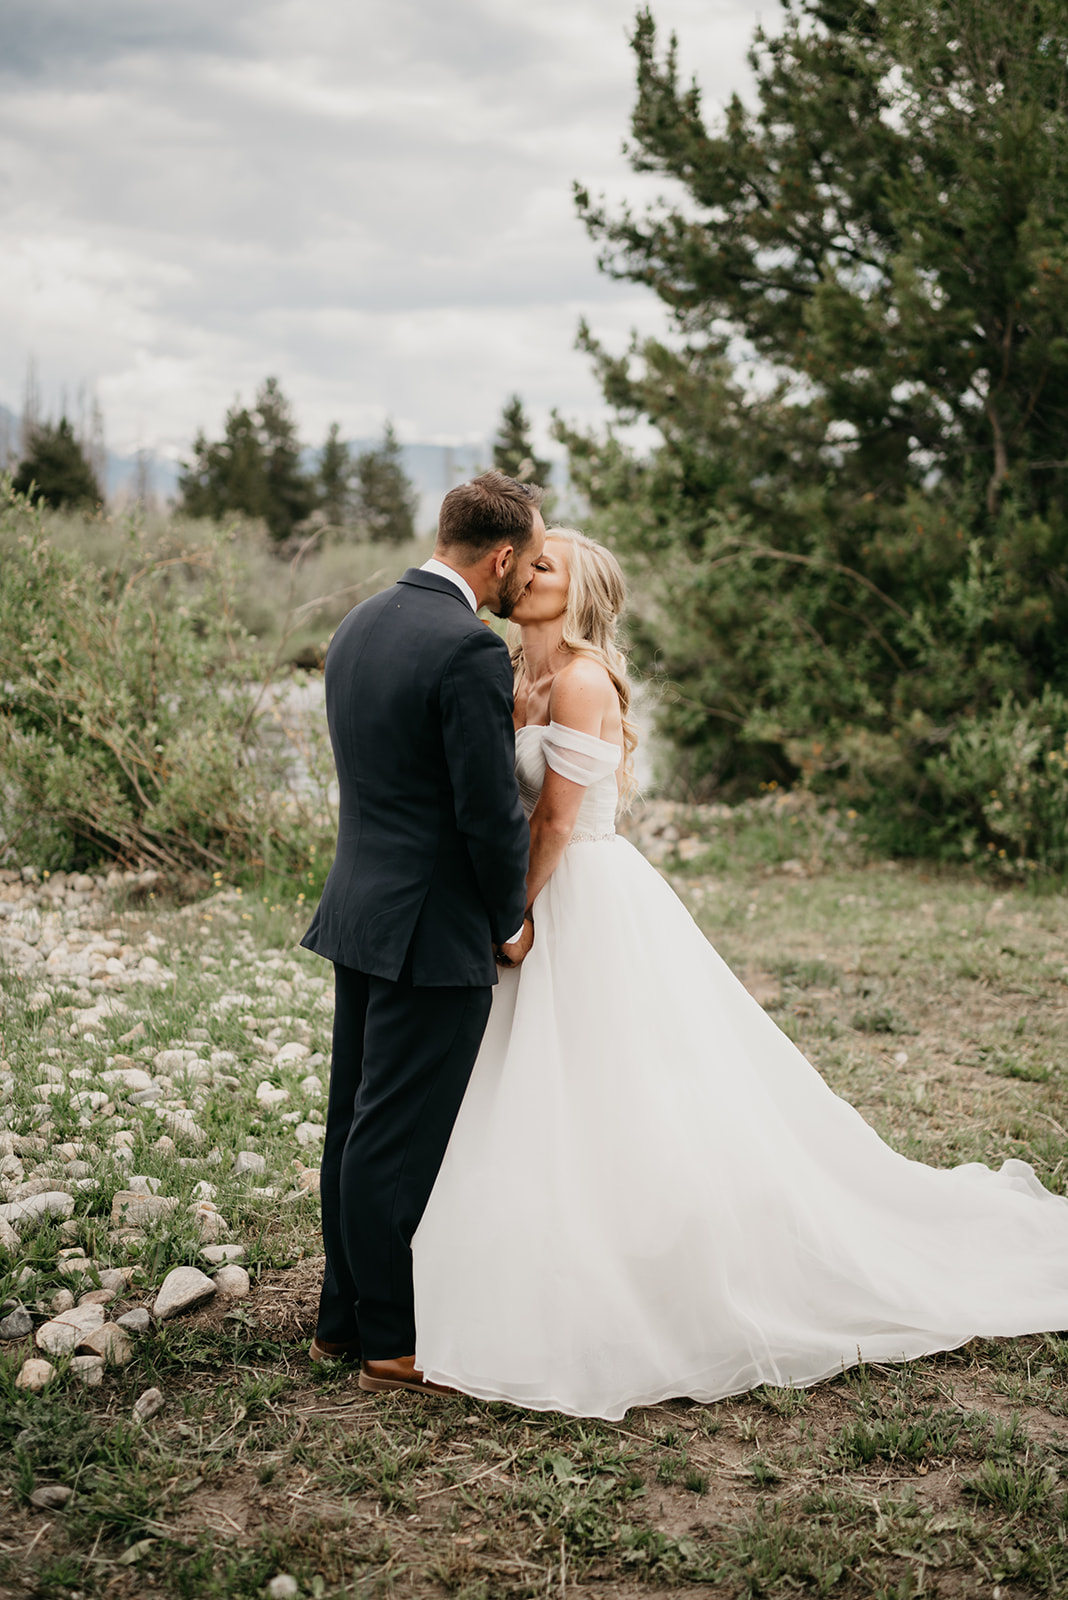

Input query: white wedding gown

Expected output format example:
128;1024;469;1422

412;721;1068;1420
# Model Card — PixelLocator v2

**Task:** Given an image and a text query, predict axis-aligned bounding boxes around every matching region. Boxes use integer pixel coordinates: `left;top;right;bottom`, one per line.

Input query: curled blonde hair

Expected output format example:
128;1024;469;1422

510;526;639;803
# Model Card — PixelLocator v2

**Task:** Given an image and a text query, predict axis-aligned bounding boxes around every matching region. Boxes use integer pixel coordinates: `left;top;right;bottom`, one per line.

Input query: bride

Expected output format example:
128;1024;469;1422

412;526;1068;1422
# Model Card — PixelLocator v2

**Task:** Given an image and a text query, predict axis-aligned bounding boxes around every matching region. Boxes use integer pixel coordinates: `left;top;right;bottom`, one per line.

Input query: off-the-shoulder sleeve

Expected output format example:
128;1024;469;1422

542;720;622;787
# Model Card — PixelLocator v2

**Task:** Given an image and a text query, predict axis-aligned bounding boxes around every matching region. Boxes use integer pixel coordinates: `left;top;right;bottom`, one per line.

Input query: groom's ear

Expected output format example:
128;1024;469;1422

493;543;516;576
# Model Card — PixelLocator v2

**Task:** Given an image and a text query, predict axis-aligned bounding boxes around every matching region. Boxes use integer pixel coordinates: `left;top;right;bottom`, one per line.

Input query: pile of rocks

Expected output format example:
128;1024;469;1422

621;799;734;866
2;1247;251;1391
0;860;330;1401
620;791;857;871
0;865;171;989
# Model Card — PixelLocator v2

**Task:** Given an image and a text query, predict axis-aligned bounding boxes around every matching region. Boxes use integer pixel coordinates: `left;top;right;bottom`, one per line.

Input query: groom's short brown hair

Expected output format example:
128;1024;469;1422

437;471;544;557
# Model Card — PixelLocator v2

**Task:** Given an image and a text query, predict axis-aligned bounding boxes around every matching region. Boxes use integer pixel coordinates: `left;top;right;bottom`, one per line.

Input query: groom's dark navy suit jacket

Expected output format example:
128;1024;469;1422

301;568;529;986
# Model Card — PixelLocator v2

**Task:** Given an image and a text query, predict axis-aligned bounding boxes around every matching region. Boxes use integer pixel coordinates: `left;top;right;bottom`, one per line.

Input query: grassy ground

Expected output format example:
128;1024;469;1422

2;816;1068;1600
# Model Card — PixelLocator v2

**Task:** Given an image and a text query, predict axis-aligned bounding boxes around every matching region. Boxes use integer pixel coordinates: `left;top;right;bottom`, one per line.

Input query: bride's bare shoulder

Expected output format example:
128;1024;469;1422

549;657;616;730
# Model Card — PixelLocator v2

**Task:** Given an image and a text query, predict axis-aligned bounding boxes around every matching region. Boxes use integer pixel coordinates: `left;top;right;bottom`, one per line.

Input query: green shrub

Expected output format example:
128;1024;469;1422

0;482;335;877
925;690;1068;876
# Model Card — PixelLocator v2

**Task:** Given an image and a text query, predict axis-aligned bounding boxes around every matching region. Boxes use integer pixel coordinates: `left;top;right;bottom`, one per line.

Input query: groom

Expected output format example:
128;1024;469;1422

301;470;545;1392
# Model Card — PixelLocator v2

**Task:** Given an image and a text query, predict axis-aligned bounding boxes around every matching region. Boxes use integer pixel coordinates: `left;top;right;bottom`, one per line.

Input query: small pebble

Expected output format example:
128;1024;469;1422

78;1288;117;1307
133;1386;164;1422
200;1244;245;1265
29;1484;73;1511
153;1265;216;1320
70;1354;105;1386
78;1324;133;1365
117;1307;152;1334
212;1264;250;1299
16;1358;56;1391
233;1150;266;1176
0;1307;33;1340
267;1577;299;1600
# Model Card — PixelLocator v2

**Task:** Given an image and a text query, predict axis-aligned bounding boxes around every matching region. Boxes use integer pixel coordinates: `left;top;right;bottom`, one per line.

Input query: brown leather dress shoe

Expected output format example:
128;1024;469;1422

310;1337;361;1364
358;1355;456;1395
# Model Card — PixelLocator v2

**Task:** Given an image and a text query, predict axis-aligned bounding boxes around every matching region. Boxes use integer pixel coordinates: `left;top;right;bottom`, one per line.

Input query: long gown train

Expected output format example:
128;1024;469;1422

412;722;1068;1421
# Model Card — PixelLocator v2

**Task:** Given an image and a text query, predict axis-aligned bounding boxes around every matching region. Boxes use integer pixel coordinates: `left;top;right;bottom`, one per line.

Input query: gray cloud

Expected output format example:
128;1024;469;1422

0;0;258;76
0;0;775;457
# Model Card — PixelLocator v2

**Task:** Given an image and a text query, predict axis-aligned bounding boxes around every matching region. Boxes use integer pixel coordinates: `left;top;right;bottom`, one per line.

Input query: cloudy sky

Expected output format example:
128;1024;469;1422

0;0;775;463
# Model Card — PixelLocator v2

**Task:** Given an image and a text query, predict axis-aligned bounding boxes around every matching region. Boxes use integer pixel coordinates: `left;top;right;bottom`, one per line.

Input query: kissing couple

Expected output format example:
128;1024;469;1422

301;471;1068;1422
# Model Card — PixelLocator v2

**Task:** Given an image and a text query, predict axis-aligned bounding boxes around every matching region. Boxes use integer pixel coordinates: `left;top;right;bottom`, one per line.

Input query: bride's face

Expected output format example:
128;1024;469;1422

510;538;569;625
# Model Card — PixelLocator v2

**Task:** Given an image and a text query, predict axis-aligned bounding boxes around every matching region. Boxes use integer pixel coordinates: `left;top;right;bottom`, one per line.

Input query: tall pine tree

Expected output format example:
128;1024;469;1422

13;417;101;510
179;377;315;542
318;422;354;527
493;395;552;488
354;421;419;543
559;0;1068;866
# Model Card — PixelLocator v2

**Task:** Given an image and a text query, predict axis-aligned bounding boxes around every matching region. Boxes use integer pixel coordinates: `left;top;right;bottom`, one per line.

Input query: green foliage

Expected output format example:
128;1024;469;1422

37;498;429;670
563;0;1068;871
964;1459;1057;1514
0;483;332;876
493;394;552;488
12;417;101;510
316;420;353;527
927;688;1068;872
353;420;419;543
178;377;316;543
832;1412;962;1466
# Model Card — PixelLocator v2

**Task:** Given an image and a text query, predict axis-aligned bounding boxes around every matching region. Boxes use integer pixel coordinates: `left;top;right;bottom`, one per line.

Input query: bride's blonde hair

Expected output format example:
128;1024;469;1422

510;526;639;803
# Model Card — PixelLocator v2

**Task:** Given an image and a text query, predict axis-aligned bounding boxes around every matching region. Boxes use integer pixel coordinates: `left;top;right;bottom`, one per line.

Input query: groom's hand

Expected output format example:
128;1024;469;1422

495;914;534;968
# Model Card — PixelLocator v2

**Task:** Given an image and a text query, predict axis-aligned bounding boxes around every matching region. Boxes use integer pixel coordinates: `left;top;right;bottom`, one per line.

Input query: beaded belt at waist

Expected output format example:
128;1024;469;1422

569;829;618;844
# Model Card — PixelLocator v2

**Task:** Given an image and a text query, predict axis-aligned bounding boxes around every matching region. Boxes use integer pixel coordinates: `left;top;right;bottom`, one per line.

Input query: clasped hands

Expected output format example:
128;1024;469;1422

495;912;534;968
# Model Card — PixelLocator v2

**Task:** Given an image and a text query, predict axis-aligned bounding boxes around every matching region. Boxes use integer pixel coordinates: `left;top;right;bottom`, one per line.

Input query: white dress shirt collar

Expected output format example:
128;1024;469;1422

420;557;478;613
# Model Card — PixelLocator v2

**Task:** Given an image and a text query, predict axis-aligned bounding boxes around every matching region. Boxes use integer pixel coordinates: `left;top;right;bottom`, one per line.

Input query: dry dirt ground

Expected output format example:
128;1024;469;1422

2;818;1068;1600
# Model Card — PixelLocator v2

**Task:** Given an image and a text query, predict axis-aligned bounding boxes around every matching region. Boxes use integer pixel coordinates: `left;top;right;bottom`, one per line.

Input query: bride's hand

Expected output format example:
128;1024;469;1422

496;914;534;968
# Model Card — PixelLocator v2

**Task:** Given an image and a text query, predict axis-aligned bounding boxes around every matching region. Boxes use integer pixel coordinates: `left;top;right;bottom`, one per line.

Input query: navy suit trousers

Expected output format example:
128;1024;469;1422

316;961;492;1357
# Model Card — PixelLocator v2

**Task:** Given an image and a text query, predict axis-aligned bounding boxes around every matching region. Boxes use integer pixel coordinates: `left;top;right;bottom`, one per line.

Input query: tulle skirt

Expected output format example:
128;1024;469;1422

412;836;1068;1420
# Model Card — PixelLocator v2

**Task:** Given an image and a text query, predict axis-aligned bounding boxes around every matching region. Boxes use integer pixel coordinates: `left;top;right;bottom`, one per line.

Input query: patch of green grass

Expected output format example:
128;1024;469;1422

988;1053;1053;1082
963;1458;1057;1513
850;1003;916;1035
757;1384;811;1418
774;957;843;989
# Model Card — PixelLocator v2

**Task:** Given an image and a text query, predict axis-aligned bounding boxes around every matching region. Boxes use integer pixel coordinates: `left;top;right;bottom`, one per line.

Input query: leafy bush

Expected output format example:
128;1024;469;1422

926;689;1068;875
0;483;337;877
38;502;429;669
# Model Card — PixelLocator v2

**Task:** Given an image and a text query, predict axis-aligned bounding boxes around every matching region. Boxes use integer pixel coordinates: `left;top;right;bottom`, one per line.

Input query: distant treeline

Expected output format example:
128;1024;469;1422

8;381;553;552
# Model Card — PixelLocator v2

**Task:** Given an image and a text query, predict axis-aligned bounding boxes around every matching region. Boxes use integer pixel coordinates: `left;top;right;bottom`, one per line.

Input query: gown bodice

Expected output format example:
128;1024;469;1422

515;721;622;840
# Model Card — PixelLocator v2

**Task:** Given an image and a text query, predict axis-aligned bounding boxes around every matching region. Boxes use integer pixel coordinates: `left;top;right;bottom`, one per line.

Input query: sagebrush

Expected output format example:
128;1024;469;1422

0;484;338;877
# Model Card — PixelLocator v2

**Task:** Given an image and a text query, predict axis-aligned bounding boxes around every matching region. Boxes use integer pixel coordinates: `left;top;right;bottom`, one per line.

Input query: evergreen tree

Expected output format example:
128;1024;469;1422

318;422;354;527
560;1;1068;864
13;417;101;510
354;421;419;543
178;377;314;542
179;406;266;525
256;377;315;541
493;395;552;488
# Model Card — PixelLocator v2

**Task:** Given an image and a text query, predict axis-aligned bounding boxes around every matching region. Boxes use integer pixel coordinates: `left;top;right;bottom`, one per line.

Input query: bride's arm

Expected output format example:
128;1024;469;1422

524;768;587;909
524;661;615;910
